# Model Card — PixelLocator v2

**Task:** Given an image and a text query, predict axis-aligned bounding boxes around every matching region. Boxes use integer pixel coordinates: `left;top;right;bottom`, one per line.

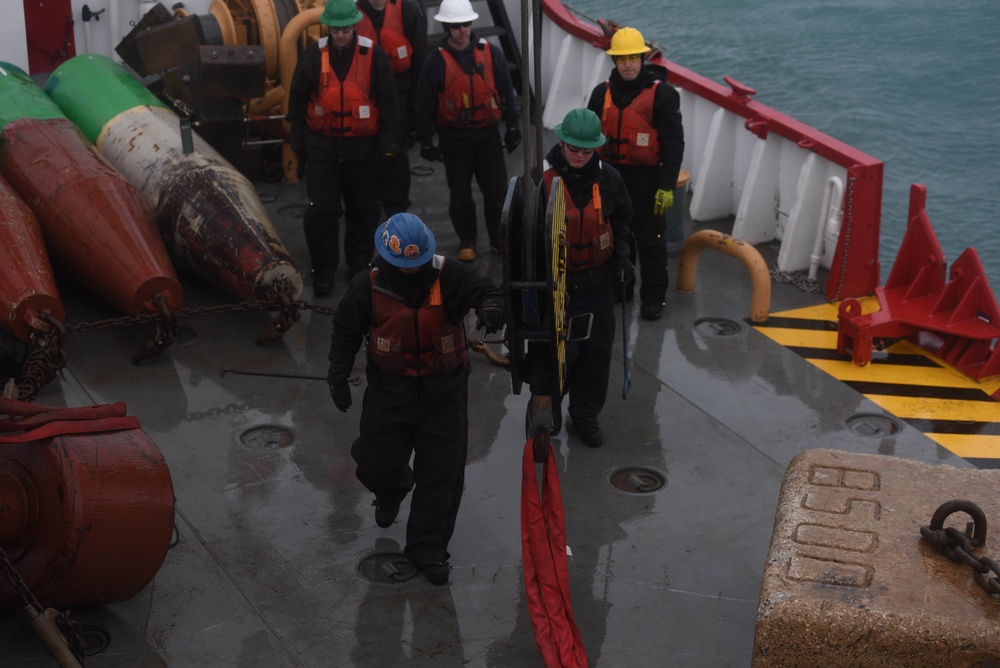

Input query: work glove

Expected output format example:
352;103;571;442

476;305;506;334
329;380;352;412
613;254;635;286
504;126;522;154
653;188;674;216
420;144;441;162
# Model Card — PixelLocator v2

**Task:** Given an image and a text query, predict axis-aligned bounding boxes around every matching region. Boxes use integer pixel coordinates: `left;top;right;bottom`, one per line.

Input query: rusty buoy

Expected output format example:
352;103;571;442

0;398;174;607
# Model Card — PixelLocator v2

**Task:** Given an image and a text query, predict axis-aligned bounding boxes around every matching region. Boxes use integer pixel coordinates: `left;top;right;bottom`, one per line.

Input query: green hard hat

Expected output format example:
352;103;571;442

554;108;606;149
320;0;363;27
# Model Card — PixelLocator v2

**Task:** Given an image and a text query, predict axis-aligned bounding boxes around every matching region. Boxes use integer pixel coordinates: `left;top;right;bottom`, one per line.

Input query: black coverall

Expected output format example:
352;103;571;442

287;34;399;276
542;145;633;421
327;256;504;567
415;34;519;248
356;0;427;216
587;64;684;307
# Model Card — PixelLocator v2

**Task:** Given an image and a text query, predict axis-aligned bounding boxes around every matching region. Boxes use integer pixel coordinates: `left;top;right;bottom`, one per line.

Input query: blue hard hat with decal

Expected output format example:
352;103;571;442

375;213;436;268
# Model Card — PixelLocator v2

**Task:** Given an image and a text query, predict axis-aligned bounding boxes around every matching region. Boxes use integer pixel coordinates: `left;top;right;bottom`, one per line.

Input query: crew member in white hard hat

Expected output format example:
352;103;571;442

326;213;506;585
540;108;633;449
286;0;400;296
415;0;521;261
586;26;684;321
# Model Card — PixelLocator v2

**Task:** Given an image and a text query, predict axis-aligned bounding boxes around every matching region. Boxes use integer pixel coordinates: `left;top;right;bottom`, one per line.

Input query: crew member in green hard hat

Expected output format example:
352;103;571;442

326;213;506;585
540;108;633;448
286;0;400;296
587;26;684;321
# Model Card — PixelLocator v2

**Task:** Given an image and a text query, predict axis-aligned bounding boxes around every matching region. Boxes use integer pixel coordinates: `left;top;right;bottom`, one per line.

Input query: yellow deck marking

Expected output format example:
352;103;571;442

756;301;1000;465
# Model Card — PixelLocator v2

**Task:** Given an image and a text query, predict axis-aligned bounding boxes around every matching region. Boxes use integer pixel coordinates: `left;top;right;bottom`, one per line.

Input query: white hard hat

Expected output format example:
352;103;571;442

433;0;479;23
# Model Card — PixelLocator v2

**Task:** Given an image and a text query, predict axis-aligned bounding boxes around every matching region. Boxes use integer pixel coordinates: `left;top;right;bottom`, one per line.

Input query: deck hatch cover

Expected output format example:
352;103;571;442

846;413;901;437
694;317;742;336
238;424;296;449
606;466;667;494
356;551;418;584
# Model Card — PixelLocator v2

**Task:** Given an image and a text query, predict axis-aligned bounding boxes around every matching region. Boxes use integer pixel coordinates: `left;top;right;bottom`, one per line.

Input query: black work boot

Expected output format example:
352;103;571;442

574;416;603;448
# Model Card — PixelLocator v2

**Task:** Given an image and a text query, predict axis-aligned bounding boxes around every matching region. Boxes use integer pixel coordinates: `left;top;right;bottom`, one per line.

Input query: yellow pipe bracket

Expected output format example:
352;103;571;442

675;230;772;322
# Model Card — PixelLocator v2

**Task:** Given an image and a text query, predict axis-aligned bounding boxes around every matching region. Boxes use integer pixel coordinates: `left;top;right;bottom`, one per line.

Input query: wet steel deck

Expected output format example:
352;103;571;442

0;139;969;667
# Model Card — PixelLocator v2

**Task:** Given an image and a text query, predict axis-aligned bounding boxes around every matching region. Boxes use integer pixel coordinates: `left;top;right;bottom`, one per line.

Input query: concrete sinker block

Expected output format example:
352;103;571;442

753;448;1000;667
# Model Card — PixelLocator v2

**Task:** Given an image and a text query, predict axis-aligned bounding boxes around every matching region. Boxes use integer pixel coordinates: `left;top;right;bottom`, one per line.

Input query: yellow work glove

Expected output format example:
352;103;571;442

653;188;674;216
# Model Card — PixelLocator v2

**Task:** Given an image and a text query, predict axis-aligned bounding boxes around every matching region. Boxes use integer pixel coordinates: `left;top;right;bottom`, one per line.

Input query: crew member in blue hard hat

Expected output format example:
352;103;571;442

286;0;400;296
326;212;506;585
541;108;633;448
586;26;684;321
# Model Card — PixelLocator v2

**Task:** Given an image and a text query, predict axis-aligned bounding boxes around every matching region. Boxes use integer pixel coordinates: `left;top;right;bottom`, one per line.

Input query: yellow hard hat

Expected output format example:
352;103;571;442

605;27;651;57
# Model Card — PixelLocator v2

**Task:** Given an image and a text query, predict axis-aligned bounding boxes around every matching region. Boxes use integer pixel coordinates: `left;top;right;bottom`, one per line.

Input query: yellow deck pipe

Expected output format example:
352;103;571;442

675;230;772;322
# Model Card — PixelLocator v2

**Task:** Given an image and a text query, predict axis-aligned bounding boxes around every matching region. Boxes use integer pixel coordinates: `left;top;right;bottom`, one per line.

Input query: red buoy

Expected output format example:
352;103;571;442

0;398;174;607
0;173;64;342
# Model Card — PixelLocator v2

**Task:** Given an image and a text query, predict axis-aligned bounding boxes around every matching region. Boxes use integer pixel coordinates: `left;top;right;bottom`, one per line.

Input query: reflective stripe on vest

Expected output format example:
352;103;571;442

355;0;413;75
543;169;614;270
367;257;469;376
435;40;503;128
599;80;661;167
306;36;380;137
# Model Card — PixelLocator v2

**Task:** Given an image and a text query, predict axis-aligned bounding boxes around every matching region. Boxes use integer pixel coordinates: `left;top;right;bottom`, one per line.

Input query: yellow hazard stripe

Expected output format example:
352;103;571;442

926;433;1000;459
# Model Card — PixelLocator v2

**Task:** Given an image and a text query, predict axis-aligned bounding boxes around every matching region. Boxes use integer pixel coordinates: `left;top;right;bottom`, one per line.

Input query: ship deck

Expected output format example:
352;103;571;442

0;136;971;667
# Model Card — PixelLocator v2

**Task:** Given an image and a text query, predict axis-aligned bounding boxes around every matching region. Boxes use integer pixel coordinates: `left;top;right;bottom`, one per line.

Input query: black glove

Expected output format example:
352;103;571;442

504;127;522;154
420;145;440;162
614;255;635;286
476;305;506;334
329;380;352;412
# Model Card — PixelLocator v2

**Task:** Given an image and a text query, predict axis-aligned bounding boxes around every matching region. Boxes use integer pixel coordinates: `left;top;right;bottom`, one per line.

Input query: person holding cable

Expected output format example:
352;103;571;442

540;108;633;448
326;212;506;585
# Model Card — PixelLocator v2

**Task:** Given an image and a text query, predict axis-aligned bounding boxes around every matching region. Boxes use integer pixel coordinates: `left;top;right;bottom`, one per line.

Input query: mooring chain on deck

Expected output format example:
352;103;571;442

13;284;336;399
765;241;825;294
919;499;1000;599
16;312;68;402
0;546;86;666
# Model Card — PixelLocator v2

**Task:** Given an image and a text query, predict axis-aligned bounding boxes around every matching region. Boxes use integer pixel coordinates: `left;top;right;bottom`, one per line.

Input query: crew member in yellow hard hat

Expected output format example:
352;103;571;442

540;108;633;448
286;0;400;296
415;0;521;262
587;26;684;321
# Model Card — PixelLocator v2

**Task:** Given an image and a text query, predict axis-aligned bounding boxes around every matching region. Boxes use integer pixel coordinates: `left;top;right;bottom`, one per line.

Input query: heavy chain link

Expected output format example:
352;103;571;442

0;546;86;664
919;499;1000;599
764;241;825;294
13;279;335;400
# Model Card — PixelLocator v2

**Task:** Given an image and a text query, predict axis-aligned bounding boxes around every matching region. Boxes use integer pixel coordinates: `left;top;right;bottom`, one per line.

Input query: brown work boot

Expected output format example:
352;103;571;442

458;241;477;261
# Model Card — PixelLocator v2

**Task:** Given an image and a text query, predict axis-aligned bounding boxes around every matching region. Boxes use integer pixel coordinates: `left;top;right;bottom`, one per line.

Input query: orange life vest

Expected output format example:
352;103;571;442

306;36;380;137
543;168;614;271
367;259;469;376
355;0;413;75
598;81;661;167
435;39;503;128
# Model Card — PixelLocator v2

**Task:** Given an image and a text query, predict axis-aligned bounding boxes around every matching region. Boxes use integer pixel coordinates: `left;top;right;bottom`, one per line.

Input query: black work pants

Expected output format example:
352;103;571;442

351;379;469;567
440;127;508;247
303;148;380;273
378;87;412;217
625;171;669;305
564;280;616;420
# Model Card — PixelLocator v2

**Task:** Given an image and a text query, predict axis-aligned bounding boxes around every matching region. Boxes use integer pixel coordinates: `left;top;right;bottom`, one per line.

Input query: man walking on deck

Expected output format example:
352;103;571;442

286;0;399;296
415;0;521;261
587;26;684;321
355;0;427;217
326;213;506;585
542;108;633;448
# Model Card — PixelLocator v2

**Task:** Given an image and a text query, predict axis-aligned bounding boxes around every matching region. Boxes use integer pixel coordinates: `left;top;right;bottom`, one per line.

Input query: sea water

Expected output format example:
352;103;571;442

566;0;1000;284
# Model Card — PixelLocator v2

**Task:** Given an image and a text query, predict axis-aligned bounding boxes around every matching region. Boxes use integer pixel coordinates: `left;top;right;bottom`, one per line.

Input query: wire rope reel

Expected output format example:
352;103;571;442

500;174;567;460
